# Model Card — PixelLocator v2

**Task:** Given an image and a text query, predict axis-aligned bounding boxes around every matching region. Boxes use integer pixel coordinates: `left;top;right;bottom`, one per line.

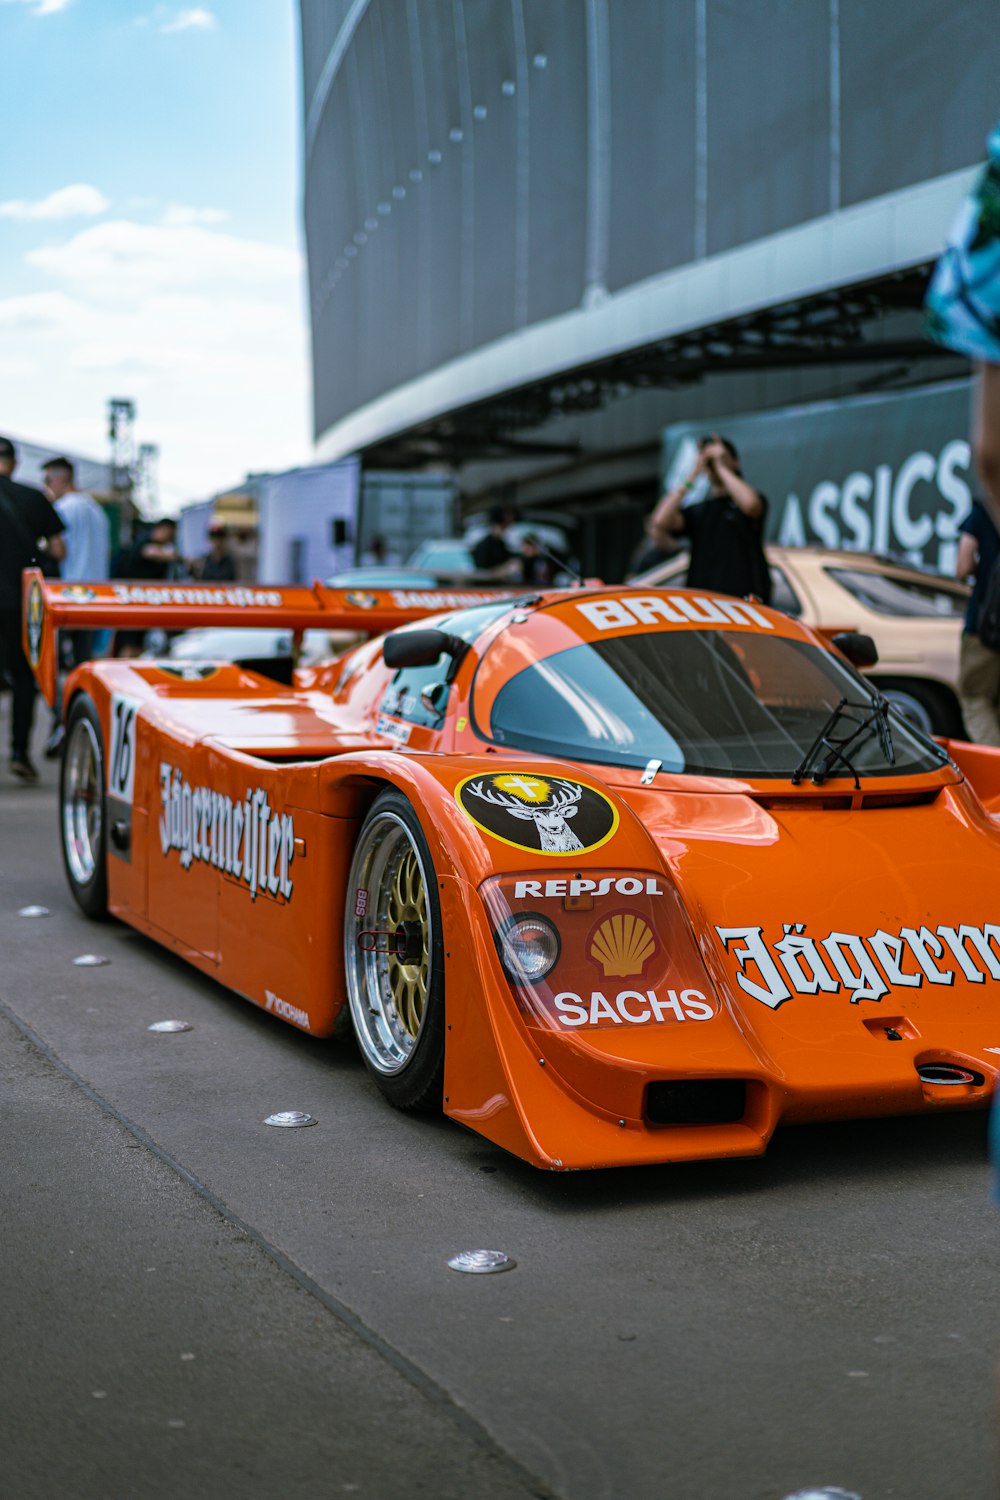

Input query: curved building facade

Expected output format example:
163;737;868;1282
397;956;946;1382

300;3;999;579
301;2;997;452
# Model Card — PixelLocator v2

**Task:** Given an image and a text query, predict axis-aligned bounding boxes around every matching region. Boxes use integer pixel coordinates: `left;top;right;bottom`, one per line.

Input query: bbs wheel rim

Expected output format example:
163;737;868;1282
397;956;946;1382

346;811;433;1075
63;717;102;886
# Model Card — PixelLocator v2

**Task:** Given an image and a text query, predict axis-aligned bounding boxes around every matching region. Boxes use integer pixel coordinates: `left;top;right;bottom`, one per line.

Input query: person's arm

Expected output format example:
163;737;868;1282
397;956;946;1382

974;362;1000;529
34;491;66;562
956;530;979;580
710;449;765;519
648;452;706;544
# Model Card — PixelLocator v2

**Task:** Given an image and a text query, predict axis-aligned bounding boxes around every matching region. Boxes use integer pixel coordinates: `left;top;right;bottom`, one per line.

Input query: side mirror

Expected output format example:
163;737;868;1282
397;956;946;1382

831;631;879;669
382;628;465;670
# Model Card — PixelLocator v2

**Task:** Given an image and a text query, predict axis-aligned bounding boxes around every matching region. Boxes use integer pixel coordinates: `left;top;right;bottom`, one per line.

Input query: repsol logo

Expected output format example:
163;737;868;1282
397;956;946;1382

553;988;715;1028
264;990;310;1030
514;875;663;900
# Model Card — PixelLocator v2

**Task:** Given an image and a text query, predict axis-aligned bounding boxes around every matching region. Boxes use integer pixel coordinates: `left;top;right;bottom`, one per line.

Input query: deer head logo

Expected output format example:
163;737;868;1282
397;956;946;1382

466;775;585;853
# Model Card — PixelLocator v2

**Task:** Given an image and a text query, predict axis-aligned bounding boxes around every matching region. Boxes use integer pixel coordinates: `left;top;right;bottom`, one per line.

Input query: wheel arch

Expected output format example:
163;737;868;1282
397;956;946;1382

867;673;966;738
318;751;702;1166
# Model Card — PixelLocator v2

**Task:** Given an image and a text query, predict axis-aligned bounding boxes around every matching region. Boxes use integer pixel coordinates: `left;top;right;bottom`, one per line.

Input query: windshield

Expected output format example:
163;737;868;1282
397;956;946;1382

484;630;946;779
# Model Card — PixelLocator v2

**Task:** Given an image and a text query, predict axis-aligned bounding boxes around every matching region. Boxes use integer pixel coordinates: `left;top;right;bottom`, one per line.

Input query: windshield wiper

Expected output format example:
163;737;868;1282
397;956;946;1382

791;694;895;789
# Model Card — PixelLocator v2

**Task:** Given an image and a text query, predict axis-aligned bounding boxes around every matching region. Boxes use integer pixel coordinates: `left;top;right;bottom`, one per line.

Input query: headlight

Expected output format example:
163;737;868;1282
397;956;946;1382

496;913;561;983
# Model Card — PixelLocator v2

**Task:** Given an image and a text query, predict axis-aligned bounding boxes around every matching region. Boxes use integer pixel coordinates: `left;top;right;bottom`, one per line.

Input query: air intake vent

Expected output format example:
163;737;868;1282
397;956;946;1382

756;788;941;812
916;1063;985;1087
646;1079;746;1126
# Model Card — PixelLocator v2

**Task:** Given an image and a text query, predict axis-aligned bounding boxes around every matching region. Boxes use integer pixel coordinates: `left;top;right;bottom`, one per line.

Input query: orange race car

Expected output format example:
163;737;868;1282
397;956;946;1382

22;569;1000;1170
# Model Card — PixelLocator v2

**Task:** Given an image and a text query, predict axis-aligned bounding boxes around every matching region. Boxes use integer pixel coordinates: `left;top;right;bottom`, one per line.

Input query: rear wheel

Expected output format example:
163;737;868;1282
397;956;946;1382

60;696;108;918
872;677;964;738
344;789;445;1111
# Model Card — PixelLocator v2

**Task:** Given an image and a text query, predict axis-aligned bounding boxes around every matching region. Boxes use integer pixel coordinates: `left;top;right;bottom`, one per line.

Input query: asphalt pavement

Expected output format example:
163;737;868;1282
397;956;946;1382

2;702;998;1500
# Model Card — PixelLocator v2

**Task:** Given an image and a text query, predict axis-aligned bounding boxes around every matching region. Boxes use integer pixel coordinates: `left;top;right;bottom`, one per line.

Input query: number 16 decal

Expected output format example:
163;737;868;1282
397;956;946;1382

109;694;140;803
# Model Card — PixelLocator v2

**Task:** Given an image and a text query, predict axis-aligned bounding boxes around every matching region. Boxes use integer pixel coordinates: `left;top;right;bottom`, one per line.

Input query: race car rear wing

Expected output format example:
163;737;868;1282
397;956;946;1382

21;569;519;706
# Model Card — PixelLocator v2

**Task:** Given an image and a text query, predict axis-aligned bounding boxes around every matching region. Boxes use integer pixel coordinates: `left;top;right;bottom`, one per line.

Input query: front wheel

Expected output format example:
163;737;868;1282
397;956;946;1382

872;677;964;738
60;695;108;919
344;789;445;1111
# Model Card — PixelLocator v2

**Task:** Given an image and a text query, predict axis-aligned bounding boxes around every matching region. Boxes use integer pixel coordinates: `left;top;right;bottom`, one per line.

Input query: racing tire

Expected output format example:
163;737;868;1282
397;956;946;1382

344;789;445;1112
872;677;964;739
60;695;109;919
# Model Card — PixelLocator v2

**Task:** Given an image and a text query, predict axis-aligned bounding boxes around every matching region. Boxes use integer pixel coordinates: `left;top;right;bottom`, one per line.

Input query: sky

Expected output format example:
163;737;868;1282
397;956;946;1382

0;0;311;511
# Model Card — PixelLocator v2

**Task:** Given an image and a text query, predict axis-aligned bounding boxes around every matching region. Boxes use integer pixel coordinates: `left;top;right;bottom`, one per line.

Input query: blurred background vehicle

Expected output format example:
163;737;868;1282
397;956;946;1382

142;626;341;671
409;519;576;583
404;539;480;575
325;565;442;589
632;545;969;737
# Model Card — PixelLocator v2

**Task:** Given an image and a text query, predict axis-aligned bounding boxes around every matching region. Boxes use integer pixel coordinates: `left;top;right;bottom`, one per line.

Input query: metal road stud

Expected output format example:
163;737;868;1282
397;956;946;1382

73;954;110;966
780;1490;862;1500
148;1020;193;1034
264;1111;317;1128
18;905;50;917
447;1249;517;1274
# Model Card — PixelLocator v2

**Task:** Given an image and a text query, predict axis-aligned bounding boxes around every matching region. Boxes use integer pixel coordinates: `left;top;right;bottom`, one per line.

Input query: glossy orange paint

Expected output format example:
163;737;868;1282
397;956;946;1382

24;569;1000;1170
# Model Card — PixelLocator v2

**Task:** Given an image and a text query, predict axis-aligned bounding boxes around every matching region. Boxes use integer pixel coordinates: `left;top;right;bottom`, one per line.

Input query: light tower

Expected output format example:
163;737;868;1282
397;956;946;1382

135;442;160;514
108;396;136;498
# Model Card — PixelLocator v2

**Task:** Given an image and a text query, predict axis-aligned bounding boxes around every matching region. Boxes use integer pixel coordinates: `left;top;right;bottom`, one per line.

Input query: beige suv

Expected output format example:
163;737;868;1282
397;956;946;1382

632;546;969;738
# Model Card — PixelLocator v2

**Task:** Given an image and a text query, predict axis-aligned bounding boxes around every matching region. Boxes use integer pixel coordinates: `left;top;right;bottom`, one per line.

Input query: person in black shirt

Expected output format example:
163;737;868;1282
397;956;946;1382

518;533;557;587
195;522;236;582
0;436;65;781
648;435;772;605
113;517;187;656
471;507;514;573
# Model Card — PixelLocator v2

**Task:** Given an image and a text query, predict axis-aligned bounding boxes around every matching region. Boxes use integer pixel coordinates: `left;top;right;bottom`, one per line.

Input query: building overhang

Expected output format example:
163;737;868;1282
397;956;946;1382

314;167;975;471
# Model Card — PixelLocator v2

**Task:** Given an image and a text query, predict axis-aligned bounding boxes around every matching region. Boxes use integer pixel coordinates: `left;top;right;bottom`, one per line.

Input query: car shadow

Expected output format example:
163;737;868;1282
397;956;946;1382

114;926;993;1209
458;1107;991;1212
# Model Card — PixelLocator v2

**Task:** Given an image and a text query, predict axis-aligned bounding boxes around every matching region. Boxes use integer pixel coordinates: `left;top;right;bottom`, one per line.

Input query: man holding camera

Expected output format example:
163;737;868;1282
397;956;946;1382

647;434;772;604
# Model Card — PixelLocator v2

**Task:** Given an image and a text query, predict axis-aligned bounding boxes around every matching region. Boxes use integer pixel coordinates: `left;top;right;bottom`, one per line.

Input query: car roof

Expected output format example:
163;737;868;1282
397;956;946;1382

637;545;967;588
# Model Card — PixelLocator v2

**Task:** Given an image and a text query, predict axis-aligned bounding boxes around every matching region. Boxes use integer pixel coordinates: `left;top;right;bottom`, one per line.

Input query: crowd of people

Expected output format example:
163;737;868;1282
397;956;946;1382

0;437;238;782
470;506;565;587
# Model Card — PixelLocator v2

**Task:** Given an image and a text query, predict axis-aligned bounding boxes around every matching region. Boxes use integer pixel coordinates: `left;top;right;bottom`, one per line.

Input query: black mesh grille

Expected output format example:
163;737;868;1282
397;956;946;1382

646;1079;747;1127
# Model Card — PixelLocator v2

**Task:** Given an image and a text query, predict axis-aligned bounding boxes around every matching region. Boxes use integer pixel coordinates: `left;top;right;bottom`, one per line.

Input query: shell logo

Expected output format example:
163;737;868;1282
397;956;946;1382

588;912;656;978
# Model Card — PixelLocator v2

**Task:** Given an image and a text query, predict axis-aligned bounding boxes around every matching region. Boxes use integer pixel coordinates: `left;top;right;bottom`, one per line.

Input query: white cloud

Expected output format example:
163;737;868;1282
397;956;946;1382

4;217;310;507
159;7;217;33
162;203;229;227
0;184;109;220
0;290;90;330
1;0;73;15
27;220;301;293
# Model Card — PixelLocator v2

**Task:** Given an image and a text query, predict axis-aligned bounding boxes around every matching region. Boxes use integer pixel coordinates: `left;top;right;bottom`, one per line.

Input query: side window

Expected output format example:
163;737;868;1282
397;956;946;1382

769;566;802;617
379;657;450;728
